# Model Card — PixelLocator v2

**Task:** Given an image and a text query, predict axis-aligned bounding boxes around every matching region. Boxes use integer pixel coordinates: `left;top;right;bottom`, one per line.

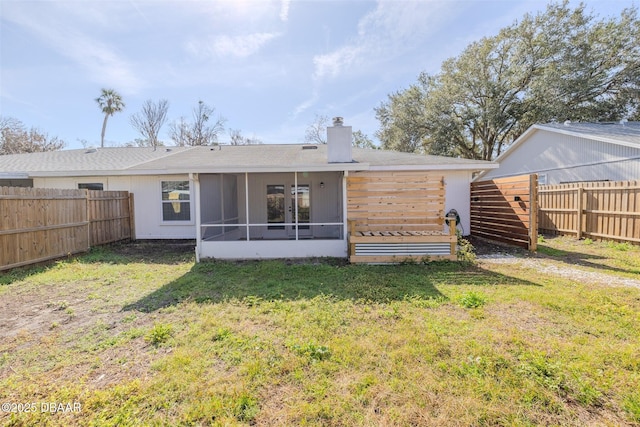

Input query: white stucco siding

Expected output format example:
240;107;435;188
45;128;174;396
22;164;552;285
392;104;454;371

443;170;472;236
33;174;197;239
484;130;640;184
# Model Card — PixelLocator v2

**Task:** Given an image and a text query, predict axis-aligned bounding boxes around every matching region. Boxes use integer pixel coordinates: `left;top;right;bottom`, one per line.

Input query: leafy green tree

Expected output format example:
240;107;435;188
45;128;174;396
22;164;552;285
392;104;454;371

0;117;65;154
352;130;377;149
376;2;640;160
95;88;125;148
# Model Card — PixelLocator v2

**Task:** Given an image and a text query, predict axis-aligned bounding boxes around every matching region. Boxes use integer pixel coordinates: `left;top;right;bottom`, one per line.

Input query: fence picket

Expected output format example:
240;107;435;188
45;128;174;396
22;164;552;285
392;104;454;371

1;187;134;271
538;180;640;244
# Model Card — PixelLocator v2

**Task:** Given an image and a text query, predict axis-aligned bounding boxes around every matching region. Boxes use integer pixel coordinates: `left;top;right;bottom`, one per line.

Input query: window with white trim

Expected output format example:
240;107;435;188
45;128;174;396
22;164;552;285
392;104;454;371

161;181;191;221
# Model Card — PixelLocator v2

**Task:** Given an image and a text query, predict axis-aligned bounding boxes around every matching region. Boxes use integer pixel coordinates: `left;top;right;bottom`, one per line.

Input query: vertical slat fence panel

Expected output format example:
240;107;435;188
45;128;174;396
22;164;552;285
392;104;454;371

1;187;134;271
538;180;640;244
87;190;133;246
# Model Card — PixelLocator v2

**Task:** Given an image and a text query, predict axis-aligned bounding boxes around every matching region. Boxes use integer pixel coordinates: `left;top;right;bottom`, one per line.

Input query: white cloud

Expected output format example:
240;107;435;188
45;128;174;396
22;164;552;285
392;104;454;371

312;45;365;80
293;90;320;116
209;32;281;58
1;2;143;94
311;0;458;82
280;0;291;22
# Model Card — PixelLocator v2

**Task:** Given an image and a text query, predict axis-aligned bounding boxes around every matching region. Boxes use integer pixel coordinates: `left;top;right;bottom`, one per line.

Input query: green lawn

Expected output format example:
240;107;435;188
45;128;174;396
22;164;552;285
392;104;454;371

1;238;639;426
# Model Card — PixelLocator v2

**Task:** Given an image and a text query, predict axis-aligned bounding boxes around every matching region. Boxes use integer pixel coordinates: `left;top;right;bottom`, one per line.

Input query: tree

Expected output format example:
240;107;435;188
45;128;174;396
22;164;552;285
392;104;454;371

188;100;226;146
352;130;377;149
304;114;329;144
130;99;169;150
168;101;226;146
229;129;263;145
376;2;640;160
0;117;65;155
95;88;125;148
168;117;190;147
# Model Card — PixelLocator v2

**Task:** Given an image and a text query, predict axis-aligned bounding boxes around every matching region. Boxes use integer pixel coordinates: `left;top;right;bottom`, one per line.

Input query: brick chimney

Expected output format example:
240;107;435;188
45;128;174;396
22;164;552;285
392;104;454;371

327;117;352;163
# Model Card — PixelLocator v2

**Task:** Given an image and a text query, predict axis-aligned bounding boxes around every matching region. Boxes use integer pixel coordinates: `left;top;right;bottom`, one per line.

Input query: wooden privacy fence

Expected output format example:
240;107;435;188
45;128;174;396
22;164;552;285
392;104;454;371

0;187;134;271
539;180;640;243
347;171;456;263
470;174;538;250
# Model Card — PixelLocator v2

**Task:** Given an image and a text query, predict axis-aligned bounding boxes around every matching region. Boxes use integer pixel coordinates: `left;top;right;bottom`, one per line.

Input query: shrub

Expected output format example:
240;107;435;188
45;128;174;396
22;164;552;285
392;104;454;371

457;235;477;264
458;291;487;309
146;323;173;346
290;342;332;362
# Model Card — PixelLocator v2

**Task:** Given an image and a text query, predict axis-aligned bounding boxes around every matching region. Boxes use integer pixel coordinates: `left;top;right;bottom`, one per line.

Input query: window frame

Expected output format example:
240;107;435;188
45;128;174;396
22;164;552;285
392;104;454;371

160;180;193;224
78;183;104;191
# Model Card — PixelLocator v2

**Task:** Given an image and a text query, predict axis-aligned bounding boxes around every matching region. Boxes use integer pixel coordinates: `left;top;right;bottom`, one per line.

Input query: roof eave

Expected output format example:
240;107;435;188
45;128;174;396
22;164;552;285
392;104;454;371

368;163;498;171
535;124;640;148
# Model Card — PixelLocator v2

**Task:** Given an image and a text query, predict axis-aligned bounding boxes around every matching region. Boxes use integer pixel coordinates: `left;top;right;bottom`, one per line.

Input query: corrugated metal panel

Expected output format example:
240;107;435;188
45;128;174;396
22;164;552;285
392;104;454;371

354;242;452;256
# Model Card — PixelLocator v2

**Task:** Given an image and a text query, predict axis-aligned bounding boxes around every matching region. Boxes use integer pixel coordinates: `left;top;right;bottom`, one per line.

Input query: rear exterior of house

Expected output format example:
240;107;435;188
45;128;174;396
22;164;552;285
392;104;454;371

0;121;497;260
478;121;640;185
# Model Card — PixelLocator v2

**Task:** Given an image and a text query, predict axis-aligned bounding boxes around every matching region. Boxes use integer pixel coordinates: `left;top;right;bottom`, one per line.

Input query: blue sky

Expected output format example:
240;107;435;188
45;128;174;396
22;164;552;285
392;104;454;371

0;0;634;149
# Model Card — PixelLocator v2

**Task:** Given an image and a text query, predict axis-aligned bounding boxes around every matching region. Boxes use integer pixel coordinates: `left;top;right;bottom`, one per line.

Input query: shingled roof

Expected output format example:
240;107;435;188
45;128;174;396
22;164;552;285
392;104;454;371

0;145;496;177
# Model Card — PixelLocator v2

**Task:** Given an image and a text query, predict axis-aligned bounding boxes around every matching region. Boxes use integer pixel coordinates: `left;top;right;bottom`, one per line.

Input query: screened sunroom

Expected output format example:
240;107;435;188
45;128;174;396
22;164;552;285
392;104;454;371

195;171;348;259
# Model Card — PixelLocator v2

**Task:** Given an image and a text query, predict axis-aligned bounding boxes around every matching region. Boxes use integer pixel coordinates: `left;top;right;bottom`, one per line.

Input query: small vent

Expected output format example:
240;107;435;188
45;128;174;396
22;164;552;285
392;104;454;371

85;148;97;154
302;145;318;150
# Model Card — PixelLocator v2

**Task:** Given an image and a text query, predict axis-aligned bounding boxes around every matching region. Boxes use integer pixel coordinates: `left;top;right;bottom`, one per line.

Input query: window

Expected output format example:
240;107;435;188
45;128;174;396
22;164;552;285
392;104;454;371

162;181;191;221
538;174;547;185
78;183;104;190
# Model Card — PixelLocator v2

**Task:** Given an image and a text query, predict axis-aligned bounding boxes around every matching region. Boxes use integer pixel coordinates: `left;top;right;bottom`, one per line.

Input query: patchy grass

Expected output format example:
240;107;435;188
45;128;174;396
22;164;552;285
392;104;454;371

0;240;639;426
536;234;640;279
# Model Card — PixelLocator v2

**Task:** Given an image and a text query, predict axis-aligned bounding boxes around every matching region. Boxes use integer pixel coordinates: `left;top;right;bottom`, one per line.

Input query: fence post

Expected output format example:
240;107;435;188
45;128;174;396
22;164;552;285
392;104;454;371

347;219;355;257
128;193;136;240
529;174;538;252
84;189;91;248
576;186;584;239
449;218;457;257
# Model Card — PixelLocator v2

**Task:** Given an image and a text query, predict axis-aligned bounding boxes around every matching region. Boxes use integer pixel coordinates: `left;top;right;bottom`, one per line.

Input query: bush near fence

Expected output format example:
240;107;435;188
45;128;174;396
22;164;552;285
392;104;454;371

0;187;134;271
539;180;640;244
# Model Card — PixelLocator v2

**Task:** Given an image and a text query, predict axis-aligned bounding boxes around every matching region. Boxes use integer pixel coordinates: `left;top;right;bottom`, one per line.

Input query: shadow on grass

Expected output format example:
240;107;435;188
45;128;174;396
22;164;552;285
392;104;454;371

0;264;50;286
536;241;640;276
472;235;640;276
1;241;195;286
78;241;196;265
123;259;539;313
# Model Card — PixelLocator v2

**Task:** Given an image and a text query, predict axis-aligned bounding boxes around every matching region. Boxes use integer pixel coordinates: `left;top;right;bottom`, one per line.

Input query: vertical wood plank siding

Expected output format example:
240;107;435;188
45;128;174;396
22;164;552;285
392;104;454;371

470;174;538;250
538;180;640;244
1;187;134;271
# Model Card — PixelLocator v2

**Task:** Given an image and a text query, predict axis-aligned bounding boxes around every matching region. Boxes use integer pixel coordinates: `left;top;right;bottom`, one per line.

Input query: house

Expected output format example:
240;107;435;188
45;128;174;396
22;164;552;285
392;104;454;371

476;121;640;184
0;119;496;260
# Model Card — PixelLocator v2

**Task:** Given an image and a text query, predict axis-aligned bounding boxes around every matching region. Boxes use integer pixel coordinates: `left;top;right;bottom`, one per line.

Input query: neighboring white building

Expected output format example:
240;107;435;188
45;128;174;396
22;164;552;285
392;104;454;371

0;121;496;259
477;121;640;185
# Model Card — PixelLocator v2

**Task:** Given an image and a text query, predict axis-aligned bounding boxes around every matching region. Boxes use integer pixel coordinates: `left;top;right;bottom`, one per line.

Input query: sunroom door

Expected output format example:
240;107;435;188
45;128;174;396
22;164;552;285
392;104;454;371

266;182;311;239
290;184;310;238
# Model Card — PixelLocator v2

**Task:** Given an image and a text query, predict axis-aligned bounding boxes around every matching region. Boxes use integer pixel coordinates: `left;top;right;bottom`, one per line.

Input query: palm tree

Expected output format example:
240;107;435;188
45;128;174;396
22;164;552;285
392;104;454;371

95;88;125;148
